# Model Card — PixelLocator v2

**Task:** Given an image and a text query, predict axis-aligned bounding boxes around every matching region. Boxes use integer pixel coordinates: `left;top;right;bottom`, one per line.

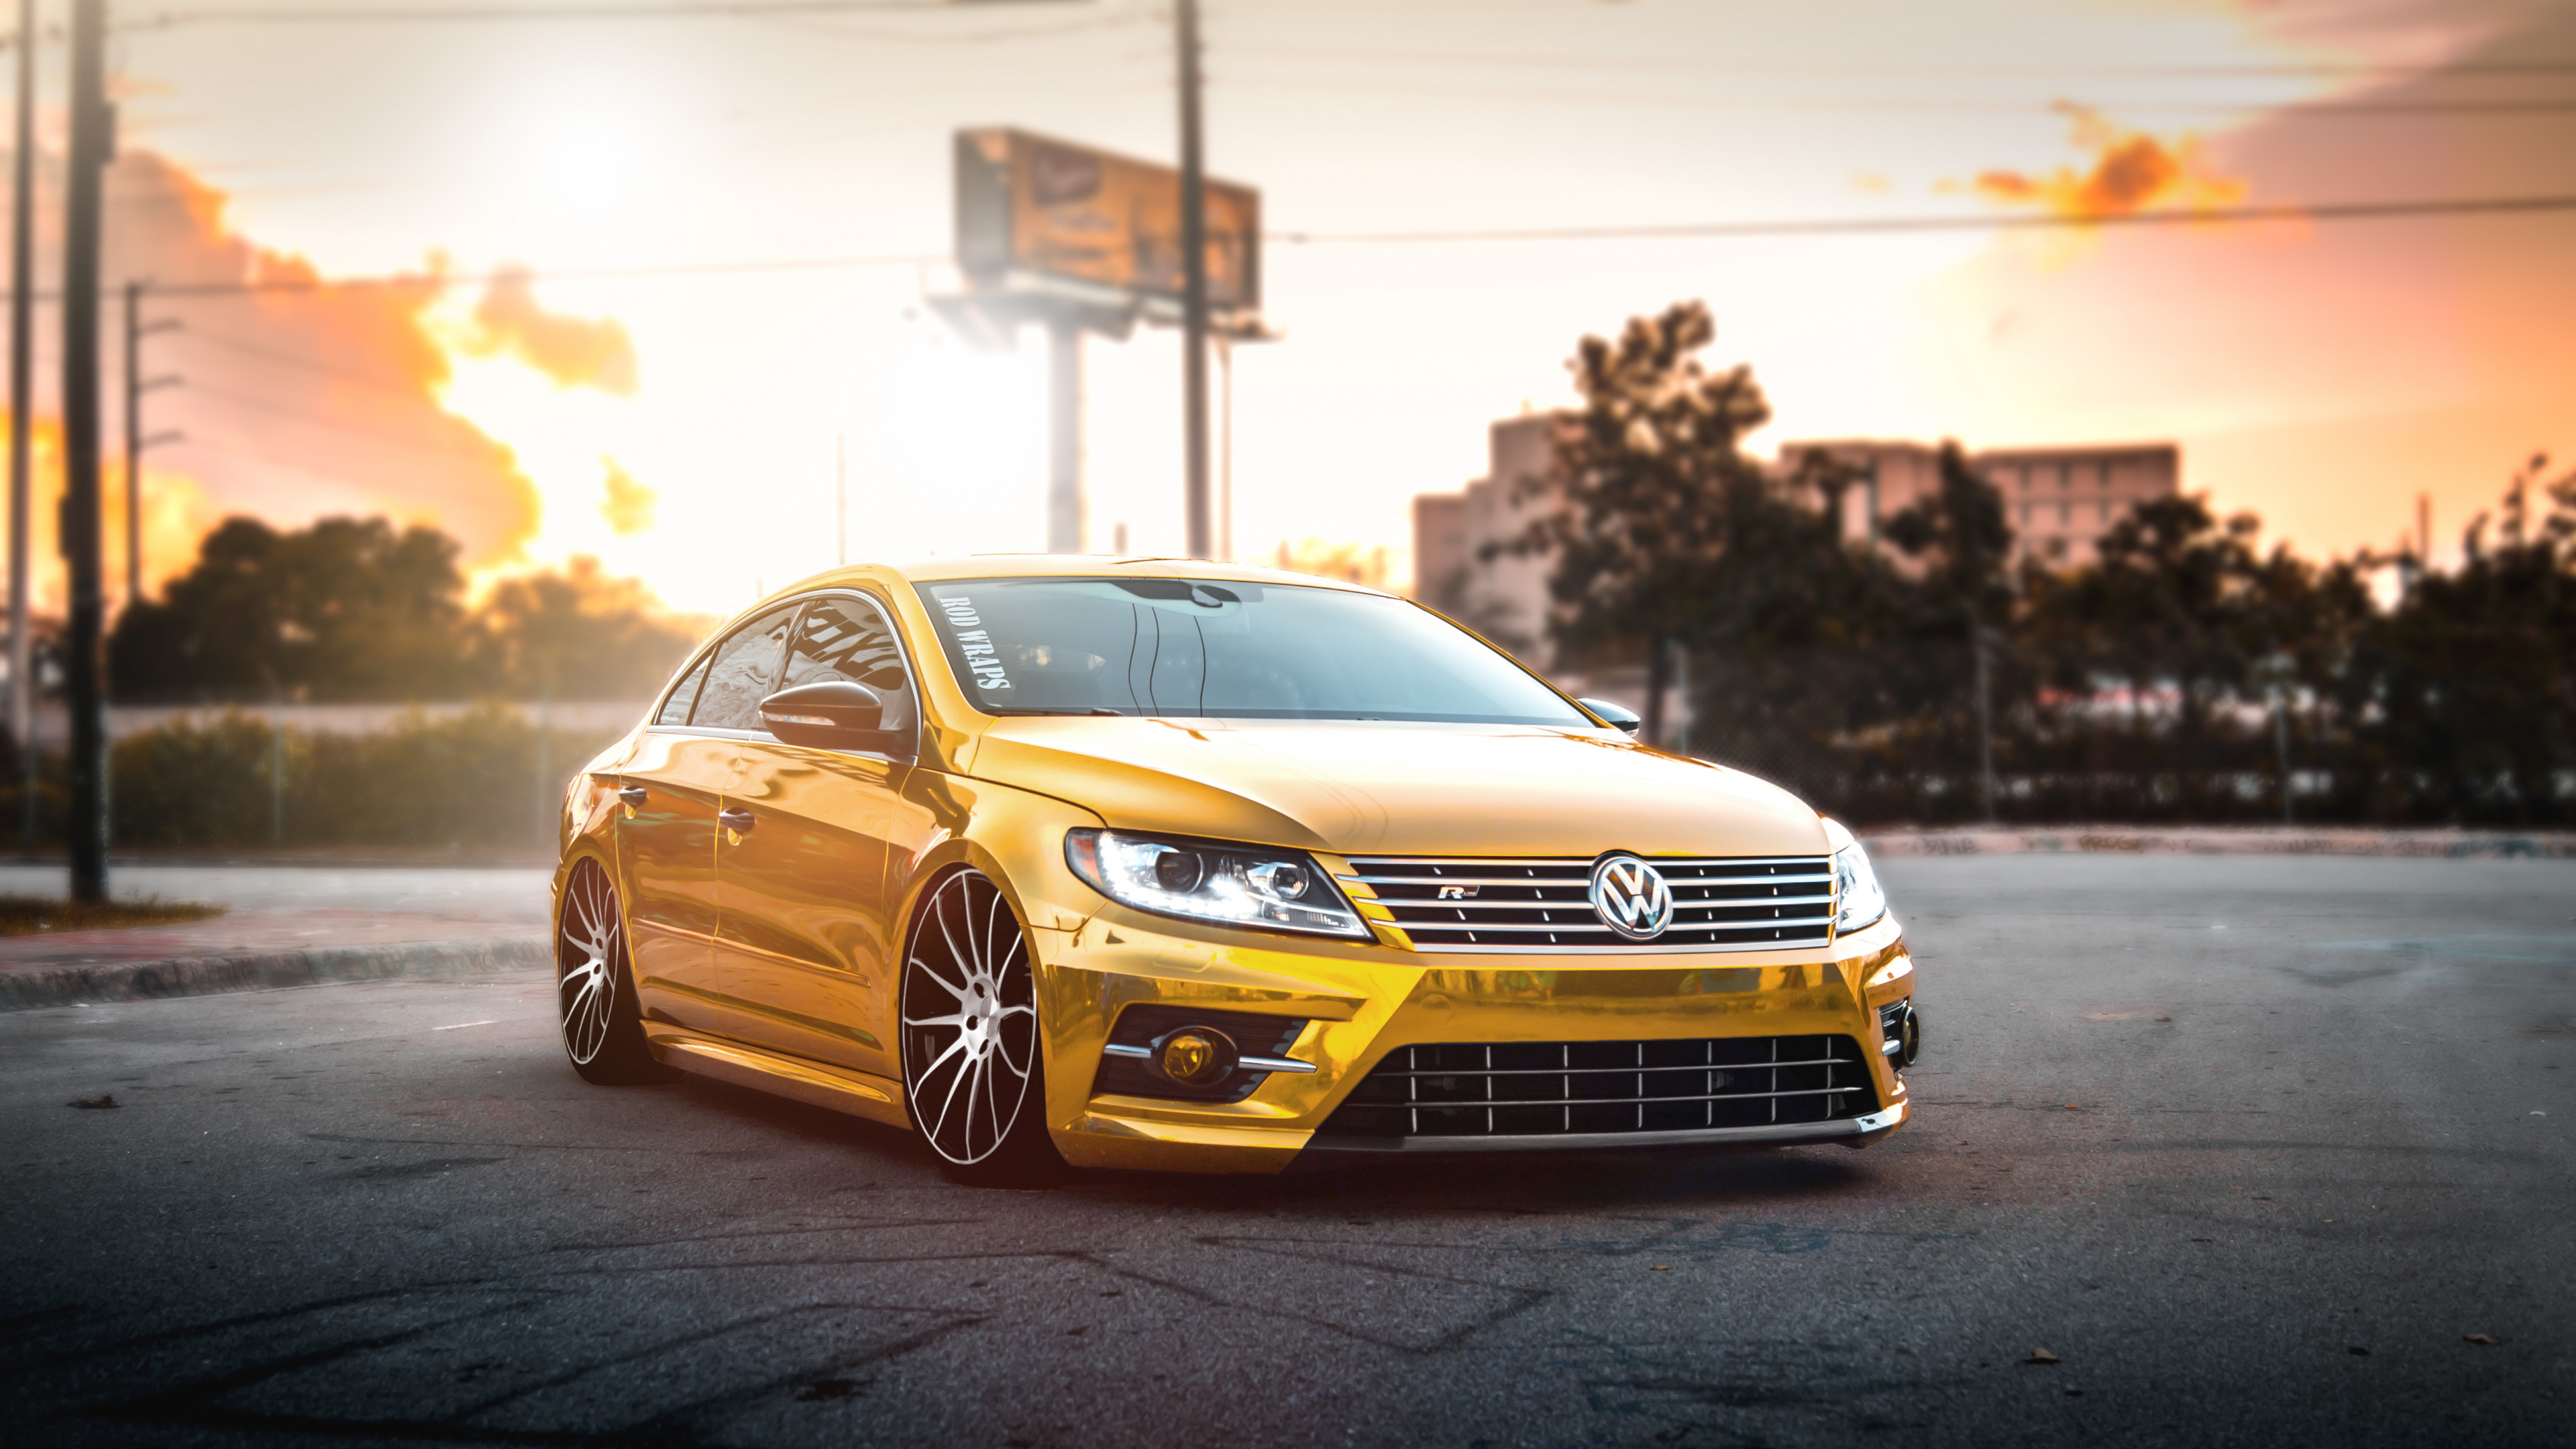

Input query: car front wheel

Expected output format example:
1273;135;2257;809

899;868;1064;1187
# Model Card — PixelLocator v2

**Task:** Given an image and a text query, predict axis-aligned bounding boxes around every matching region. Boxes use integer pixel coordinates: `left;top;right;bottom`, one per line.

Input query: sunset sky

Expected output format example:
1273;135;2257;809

5;0;2568;619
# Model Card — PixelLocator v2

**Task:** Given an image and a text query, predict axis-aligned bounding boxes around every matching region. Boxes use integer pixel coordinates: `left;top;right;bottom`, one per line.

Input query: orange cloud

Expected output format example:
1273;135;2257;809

0;413;221;614
600;457;656;535
1966;105;2248;220
458;266;639;393
65;150;548;571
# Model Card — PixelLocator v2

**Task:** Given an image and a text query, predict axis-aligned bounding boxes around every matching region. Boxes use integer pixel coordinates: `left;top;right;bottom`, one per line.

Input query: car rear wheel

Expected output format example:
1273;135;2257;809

556;857;676;1085
900;868;1064;1187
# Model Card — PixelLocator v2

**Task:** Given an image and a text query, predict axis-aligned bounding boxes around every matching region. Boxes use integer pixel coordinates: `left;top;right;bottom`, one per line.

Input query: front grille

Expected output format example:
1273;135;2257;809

1318;1034;1878;1139
1346;855;1833;953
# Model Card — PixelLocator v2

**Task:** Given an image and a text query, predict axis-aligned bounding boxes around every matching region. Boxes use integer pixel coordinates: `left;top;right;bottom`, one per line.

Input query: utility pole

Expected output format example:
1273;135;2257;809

1971;617;1996;823
7;0;35;845
60;0;106;900
1046;320;1083;553
1175;0;1211;560
121;280;180;610
2273;681;2294;824
1214;332;1231;561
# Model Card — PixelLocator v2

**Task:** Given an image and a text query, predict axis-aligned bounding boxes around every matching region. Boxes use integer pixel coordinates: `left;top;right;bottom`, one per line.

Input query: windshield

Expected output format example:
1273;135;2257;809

912;577;1590;726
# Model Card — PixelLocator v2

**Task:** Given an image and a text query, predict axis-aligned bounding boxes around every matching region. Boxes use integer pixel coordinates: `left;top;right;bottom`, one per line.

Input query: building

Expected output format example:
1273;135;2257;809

1410;492;1467;611
1774;439;2181;566
1977;443;2181;564
1413;413;1564;665
1413;419;2184;669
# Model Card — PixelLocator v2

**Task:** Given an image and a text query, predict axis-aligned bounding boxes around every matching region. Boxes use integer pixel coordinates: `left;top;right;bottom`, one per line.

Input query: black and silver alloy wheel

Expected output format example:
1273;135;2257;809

900;868;1062;1185
555;857;673;1085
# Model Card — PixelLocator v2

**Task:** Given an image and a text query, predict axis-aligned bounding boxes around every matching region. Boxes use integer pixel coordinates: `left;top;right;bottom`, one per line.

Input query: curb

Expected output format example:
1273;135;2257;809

0;935;551;1012
1861;828;2576;860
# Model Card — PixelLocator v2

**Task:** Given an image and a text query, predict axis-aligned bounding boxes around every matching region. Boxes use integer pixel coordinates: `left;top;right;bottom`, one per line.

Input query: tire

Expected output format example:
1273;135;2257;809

899;868;1065;1187
556;857;677;1085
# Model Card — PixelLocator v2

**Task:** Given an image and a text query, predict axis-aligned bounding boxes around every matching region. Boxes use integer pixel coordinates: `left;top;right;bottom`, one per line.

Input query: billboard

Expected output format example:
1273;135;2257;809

955;128;1260;312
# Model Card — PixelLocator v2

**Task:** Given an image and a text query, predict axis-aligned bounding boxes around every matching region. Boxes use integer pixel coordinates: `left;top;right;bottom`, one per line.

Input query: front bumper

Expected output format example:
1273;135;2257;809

1297;1103;1909;1159
1030;903;1917;1174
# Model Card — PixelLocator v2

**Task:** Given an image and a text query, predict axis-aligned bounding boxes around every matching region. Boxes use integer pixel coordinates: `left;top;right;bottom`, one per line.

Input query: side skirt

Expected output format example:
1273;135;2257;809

643;1023;913;1133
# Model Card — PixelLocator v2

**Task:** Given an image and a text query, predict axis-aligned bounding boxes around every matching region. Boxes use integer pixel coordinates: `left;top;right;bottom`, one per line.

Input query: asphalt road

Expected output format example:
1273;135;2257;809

3;855;2570;1448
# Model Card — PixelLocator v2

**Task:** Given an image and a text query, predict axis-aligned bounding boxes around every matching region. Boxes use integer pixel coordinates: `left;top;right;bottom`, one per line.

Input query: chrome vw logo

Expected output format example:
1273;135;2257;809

1589;854;1675;940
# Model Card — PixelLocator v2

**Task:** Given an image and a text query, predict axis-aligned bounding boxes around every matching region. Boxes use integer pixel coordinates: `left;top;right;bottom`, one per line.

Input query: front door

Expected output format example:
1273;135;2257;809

619;732;732;1033
624;604;796;1038
715;592;922;1076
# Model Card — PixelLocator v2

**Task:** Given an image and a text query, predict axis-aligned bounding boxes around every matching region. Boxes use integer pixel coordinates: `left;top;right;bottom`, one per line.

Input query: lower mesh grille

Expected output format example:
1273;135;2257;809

1318;1034;1878;1138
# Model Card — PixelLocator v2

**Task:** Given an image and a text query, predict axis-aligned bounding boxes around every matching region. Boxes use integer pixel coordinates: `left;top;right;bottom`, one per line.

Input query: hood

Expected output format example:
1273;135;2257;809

967;717;1829;859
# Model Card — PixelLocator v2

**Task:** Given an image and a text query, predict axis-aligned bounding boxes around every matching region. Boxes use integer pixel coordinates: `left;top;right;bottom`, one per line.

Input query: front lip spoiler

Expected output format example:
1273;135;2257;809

1294;1101;1906;1156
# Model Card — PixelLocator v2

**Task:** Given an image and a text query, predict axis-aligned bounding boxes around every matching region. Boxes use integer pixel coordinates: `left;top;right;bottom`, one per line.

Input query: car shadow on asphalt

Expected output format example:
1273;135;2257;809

666;1069;1892;1216
1080;1144;1888;1218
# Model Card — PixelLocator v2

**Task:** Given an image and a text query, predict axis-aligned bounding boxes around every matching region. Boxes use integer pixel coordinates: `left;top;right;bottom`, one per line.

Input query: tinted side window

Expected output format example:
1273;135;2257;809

690;606;798;731
654;653;712;726
780;595;917;739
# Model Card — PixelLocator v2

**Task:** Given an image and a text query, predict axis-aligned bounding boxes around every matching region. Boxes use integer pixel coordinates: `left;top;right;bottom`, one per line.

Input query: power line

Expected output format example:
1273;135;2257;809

8;191;2570;307
1269;193;2576;246
14;250;945;301
121;0;1089;29
1213;74;2576;117
180;326;454;398
156;431;512;500
180;378;504;460
1217;42;2576;80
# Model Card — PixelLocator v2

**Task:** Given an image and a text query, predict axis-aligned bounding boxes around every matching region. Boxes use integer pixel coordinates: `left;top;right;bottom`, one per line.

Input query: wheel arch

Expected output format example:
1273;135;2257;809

551;838;627;947
884;777;1108;1150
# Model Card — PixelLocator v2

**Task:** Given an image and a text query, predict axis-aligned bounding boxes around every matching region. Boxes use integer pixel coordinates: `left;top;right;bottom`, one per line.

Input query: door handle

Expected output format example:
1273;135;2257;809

616;786;648;807
718;808;756;833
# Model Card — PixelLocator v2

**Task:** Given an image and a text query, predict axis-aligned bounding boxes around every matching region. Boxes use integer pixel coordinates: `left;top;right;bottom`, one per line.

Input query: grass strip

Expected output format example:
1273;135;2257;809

0;896;227;936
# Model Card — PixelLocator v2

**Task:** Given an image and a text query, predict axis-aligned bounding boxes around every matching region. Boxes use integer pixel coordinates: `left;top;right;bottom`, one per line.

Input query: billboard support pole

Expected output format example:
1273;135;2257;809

1175;0;1212;560
1046;318;1084;554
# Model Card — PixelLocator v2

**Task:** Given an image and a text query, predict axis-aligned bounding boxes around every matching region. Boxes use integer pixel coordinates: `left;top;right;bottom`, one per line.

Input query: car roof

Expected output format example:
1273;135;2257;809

796;555;1393;596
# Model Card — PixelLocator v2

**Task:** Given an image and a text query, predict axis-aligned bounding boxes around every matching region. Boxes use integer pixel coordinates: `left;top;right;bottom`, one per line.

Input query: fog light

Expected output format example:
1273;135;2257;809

1893;1004;1921;1068
1150;1026;1239;1087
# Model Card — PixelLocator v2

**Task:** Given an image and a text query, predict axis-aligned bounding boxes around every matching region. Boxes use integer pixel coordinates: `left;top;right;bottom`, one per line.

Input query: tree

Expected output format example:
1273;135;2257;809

2353;455;2576;822
1514;301;1772;743
109;517;702;704
109;515;473;701
2018;492;2373;820
1675;449;1928;807
470;556;699;699
2024;495;2259;737
1883;443;2017;818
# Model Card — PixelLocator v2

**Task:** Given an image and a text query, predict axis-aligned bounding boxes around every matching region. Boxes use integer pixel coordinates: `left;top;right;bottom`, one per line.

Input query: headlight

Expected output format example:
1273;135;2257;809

1065;829;1371;938
1823;818;1888;935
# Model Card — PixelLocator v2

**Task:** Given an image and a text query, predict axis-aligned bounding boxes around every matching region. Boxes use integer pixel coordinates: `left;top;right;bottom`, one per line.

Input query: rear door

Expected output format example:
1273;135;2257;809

619;605;796;1037
714;591;924;1076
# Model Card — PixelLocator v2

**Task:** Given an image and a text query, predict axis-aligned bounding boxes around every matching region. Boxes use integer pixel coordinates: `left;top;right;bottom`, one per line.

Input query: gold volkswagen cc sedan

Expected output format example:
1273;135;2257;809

551;556;1919;1185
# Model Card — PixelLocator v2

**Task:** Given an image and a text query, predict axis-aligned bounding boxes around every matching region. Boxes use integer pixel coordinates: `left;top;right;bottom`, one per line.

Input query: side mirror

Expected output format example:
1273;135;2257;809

1579;697;1643;735
759;680;912;757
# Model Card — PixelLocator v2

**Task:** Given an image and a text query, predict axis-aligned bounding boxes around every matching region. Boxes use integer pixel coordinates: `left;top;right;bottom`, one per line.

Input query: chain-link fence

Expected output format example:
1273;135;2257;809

1679;642;2576;827
0;705;629;853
